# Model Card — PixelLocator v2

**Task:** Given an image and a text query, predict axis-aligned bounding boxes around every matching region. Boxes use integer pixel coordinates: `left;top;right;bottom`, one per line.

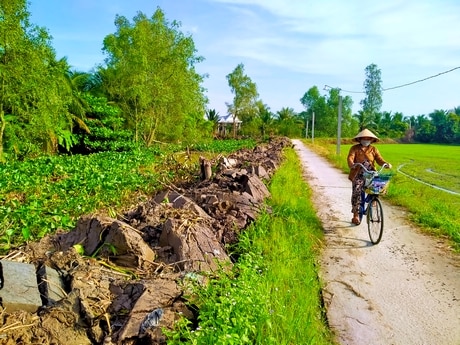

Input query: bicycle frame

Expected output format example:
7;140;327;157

352;163;389;244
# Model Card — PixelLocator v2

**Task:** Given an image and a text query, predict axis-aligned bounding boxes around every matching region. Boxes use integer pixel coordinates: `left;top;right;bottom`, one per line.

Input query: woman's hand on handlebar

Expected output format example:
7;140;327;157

352;162;392;173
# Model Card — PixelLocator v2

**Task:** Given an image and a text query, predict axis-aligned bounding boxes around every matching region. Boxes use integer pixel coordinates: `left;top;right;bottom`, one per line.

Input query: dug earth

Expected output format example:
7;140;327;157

0;137;290;345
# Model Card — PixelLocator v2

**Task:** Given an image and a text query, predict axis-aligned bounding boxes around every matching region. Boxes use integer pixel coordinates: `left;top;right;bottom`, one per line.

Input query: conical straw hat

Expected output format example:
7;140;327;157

353;128;379;142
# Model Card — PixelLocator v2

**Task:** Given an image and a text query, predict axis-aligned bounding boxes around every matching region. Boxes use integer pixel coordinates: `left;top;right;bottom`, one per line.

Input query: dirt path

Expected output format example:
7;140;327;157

292;140;460;345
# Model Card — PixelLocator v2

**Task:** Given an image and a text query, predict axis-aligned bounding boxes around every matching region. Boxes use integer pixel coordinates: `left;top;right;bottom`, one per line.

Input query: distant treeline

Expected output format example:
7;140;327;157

1;1;458;162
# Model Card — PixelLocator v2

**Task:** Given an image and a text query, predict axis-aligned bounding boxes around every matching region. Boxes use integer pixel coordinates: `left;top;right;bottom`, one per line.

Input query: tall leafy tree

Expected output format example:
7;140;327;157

101;8;207;145
325;88;354;137
226;63;258;137
360;63;383;130
0;0;72;158
336;96;355;137
300;86;328;136
300;86;353;137
238;100;270;137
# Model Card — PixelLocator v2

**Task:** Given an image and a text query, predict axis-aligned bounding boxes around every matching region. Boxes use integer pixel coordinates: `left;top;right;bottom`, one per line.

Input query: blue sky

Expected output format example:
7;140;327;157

29;0;460;117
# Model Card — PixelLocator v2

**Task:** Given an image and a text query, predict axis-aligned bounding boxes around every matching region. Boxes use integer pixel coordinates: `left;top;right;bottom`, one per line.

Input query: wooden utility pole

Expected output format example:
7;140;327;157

305;119;309;138
336;95;342;155
311;111;315;143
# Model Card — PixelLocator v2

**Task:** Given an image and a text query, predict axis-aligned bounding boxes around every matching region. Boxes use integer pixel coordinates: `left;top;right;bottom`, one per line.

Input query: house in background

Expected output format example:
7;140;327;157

218;114;242;137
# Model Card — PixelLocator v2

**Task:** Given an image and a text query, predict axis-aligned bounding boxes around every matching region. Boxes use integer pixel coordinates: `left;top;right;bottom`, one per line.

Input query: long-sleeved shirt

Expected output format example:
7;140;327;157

347;144;387;181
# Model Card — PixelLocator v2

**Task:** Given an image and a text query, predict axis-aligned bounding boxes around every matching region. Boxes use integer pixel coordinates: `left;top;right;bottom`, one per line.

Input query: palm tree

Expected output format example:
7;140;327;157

63;69;91;124
205;109;220;136
354;110;374;131
276;107;297;136
256;102;273;137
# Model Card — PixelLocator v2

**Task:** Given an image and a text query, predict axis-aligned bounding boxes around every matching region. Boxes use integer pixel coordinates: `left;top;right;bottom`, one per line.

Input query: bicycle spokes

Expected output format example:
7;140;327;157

367;197;384;244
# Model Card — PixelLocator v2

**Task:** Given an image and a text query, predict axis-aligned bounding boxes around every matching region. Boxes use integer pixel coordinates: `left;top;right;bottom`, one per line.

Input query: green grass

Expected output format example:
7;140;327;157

378;144;460;194
303;139;460;250
166;148;336;344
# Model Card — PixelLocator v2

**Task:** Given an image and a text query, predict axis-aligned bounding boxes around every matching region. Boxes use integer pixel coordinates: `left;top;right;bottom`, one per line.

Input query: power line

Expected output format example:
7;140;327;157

326;66;460;94
383;66;460;91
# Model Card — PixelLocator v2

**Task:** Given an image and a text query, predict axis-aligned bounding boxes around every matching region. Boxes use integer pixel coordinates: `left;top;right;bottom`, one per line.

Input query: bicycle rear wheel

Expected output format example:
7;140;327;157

367;196;384;244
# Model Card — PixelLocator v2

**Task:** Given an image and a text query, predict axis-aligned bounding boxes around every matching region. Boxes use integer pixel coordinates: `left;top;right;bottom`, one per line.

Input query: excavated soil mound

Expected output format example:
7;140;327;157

0;137;291;345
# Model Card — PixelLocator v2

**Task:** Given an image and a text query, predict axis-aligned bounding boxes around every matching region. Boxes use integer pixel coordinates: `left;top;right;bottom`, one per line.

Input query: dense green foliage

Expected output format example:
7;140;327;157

358;63;383;128
0;0;77;159
226;63;259;138
304;139;460;250
0;139;256;252
1;2;458;161
300;86;355;138
101;9;208;145
167;148;335;344
0;1;213;161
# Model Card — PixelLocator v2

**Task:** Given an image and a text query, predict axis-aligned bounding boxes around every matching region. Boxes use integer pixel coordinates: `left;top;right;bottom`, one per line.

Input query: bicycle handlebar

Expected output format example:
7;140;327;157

351;162;389;175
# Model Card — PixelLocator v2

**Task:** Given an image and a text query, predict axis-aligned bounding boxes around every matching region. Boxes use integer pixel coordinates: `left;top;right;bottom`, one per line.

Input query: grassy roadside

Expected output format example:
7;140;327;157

167;147;336;344
301;139;460;251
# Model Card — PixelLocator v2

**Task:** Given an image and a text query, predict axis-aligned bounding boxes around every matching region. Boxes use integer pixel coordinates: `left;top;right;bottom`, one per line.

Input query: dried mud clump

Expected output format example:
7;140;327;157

0;137;291;345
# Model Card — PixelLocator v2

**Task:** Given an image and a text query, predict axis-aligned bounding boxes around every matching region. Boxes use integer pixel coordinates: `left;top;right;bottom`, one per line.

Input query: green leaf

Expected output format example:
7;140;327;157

22;227;31;240
73;244;85;255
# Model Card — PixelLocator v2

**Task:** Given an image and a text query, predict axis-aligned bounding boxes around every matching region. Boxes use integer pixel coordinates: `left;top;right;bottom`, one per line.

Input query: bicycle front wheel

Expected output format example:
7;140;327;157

367;196;384;244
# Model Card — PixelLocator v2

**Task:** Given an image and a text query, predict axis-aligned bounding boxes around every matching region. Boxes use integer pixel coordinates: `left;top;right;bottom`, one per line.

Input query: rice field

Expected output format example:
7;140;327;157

304;140;460;250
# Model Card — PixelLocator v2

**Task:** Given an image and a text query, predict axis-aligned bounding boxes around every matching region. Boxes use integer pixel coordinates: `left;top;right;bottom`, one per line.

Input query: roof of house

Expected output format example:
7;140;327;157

218;114;242;124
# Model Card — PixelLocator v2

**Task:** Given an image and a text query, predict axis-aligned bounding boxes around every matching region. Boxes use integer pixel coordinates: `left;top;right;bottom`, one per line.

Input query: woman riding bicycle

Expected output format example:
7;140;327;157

347;129;392;225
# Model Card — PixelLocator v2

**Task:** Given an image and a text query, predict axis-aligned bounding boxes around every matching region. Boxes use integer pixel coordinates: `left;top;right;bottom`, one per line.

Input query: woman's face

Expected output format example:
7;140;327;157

360;137;373;147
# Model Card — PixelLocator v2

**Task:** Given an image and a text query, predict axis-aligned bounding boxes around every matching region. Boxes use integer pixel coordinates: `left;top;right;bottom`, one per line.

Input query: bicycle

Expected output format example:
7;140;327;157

352;163;392;244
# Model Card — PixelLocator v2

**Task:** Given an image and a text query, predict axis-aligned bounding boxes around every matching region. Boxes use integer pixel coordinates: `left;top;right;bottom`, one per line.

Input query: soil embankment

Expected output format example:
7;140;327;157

0;138;290;344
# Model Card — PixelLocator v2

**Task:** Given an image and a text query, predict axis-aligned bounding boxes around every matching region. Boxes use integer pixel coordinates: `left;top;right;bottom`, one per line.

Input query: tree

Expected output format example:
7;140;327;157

429;109;459;143
415;115;435;143
256;101;273;137
300;86;353;137
0;0;74;158
334;94;355;137
226;63;258;137
354;110;373;131
325;88;354;137
205;109;219;136
360;63;383;130
276;107;299;137
101;8;207;146
300;86;328;136
259;107;273;137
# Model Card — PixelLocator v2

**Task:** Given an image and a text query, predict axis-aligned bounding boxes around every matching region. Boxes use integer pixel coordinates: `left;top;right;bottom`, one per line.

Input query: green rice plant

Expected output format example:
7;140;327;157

166;148;335;344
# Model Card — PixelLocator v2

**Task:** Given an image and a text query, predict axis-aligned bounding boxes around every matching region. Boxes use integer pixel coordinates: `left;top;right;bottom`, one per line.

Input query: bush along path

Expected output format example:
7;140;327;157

0;138;303;344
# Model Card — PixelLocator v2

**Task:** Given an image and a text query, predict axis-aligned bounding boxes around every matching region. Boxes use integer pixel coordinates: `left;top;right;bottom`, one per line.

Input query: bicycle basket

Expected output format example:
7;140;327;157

366;176;391;195
363;171;375;187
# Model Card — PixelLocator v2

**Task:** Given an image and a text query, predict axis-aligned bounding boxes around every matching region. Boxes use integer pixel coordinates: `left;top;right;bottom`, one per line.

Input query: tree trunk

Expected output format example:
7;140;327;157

0;108;5;161
199;156;212;180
